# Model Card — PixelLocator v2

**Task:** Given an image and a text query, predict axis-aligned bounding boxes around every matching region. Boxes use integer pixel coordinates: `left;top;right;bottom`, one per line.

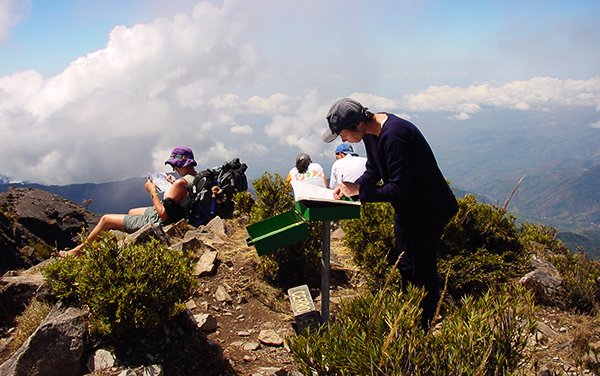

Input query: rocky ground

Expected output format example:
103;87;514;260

2;214;600;375
174;219;600;376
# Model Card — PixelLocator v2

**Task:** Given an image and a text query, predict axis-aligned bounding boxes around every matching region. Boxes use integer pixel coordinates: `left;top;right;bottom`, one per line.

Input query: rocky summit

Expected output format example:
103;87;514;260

0;187;100;274
2;188;600;375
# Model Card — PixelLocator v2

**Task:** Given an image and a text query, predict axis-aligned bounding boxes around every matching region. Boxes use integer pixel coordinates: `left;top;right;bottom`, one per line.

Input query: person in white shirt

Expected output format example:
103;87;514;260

329;143;367;189
286;153;328;187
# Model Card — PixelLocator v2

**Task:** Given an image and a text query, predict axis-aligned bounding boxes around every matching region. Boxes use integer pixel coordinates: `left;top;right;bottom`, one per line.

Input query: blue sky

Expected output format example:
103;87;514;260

0;0;599;185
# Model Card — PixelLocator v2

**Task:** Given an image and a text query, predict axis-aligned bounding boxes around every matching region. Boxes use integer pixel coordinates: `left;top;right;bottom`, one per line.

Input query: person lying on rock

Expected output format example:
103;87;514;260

59;146;198;257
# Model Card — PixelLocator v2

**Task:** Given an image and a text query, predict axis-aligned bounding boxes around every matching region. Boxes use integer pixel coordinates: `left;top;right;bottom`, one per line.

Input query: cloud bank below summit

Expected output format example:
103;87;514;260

0;1;599;185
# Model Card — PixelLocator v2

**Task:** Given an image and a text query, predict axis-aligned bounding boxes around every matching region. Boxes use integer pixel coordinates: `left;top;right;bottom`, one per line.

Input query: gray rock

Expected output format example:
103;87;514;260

205;216;227;237
215;285;233;303
86;348;115;372
120;223;155;247
519;268;563;304
169;236;204;253
0;301;89;376
194;313;218;332
258;329;283;346
184;230;225;249
194;251;219;276
0;272;46;315
243;341;261;351
9;188;100;251
536;321;559;339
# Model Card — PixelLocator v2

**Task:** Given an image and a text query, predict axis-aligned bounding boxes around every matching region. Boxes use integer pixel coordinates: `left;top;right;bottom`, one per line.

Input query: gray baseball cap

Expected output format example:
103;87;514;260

323;98;367;143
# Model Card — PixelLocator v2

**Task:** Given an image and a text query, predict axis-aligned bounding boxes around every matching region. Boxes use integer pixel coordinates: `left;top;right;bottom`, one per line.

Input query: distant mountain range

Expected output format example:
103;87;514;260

0;177;150;215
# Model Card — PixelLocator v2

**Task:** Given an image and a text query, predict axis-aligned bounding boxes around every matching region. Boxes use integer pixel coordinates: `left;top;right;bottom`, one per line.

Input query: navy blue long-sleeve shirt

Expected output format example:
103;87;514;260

355;113;458;221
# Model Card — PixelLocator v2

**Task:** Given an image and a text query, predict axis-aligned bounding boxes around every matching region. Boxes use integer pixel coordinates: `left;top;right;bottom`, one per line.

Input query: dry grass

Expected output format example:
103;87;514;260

2;299;52;361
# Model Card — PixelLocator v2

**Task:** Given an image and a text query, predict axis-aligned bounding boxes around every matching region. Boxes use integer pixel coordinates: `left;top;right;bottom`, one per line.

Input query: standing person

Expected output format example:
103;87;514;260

286;153;328;188
59;146;198;257
323;98;458;330
329;143;367;189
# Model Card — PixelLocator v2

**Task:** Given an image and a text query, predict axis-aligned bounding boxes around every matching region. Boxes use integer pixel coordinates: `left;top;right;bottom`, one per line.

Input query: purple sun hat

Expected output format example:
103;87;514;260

165;146;197;168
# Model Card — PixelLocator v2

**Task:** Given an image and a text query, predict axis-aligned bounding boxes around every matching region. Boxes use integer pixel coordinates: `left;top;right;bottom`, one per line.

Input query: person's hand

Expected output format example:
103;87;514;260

145;179;157;194
335;182;360;199
166;174;176;184
333;185;344;200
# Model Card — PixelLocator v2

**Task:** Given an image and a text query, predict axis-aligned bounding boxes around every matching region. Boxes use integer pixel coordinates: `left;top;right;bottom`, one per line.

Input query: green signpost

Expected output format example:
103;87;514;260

246;199;360;326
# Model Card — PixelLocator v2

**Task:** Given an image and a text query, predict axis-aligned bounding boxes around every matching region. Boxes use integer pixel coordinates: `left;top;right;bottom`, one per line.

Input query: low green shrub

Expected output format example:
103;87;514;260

248;172;322;288
234;191;255;215
287;284;536;375
551;250;600;314
440;194;529;298
341;194;531;299
43;235;197;334
518;222;600;314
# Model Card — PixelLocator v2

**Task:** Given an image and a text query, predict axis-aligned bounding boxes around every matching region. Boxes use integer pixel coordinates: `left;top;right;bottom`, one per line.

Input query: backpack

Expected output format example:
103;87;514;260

186;158;248;226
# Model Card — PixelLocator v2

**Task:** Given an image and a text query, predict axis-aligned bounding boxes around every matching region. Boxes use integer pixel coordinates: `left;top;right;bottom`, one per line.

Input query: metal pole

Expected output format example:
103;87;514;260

321;220;331;324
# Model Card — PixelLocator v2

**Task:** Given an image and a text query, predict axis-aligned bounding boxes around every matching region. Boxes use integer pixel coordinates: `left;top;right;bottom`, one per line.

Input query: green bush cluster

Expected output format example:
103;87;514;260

43;235;197;334
287;284;536;375
248;172;322;288
233;191;255;215
551;250;600;313
342;194;533;300
440;194;530;298
516;222;600;314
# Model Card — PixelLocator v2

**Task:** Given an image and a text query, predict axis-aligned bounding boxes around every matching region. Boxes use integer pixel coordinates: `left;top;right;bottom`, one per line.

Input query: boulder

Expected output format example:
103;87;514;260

0;188;99;273
10;188;99;251
0;301;89;376
519;255;563;304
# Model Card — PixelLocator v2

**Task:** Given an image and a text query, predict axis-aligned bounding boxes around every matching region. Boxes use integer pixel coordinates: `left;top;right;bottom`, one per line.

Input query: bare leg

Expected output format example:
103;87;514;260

60;214;127;257
128;207;146;215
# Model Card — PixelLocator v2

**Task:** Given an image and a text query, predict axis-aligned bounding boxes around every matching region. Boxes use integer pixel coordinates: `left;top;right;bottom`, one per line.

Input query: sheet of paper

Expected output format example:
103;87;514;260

147;172;172;193
291;181;360;205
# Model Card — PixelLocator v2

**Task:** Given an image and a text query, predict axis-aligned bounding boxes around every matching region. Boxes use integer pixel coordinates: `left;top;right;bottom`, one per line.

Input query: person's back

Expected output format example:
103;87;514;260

287;153;327;188
329;144;367;188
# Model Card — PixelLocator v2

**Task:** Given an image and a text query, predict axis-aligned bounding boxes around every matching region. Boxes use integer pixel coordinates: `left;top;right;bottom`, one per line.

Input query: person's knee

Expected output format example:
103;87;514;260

99;215;122;230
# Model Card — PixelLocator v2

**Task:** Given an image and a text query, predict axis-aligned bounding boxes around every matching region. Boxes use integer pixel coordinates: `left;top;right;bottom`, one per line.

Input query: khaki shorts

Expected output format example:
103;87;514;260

122;207;161;233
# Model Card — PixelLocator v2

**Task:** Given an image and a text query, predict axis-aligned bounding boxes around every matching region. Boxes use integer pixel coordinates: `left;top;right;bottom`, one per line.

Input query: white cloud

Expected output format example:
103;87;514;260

590;119;600;129
449;112;471;121
0;1;260;184
230;125;254;134
403;76;600;114
1;1;599;186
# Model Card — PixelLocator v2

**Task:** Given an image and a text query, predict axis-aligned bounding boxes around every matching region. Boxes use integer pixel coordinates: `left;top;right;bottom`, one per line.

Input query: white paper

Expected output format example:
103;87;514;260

147;172;172;193
291;181;360;205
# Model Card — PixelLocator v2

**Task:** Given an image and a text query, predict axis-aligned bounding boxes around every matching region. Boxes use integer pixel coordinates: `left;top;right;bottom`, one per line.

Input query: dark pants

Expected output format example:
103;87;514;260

391;211;447;331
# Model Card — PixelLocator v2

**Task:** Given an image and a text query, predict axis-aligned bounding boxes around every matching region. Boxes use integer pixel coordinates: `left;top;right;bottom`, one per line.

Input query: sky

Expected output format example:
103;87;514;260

0;0;599;186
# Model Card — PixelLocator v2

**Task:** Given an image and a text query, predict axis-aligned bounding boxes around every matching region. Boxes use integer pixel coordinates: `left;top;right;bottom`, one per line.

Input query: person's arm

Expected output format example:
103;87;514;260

329;163;338;189
146;178;188;222
359;136;410;203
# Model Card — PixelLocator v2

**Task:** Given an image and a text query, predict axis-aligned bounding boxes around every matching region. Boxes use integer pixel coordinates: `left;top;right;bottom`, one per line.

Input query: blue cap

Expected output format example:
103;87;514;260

335;143;358;156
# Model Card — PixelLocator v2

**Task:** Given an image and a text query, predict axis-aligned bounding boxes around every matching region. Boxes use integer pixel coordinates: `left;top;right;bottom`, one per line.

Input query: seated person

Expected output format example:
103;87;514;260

59;146;198;257
286;153;327;188
329;143;367;189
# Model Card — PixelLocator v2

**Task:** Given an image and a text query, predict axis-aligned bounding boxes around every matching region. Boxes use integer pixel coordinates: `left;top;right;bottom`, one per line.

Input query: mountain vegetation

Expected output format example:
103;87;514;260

3;176;600;374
